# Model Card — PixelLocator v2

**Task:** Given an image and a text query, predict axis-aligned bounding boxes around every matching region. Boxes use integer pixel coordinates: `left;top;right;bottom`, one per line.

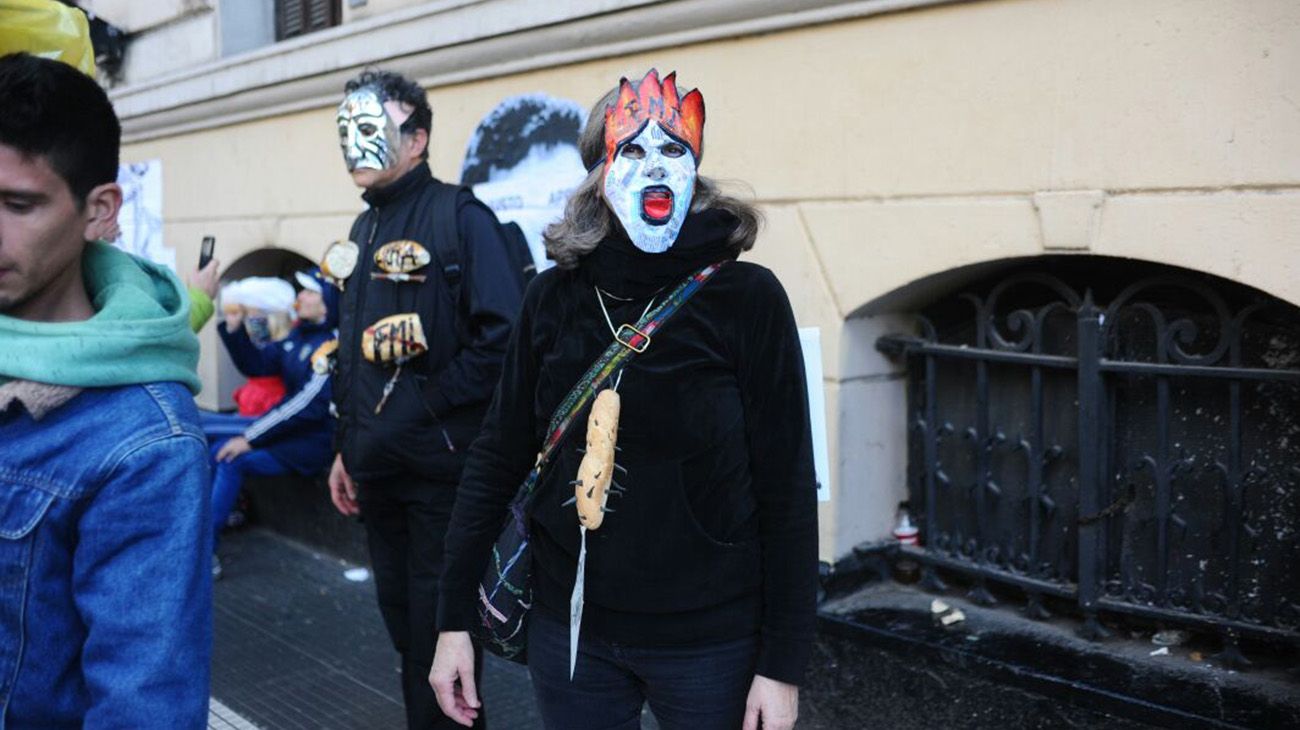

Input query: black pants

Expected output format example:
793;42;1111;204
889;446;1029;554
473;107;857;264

527;610;758;730
359;477;484;729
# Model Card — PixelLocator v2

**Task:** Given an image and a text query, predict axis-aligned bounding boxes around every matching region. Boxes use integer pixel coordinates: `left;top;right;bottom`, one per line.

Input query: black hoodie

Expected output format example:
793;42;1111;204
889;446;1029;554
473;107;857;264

437;211;819;685
333;163;522;483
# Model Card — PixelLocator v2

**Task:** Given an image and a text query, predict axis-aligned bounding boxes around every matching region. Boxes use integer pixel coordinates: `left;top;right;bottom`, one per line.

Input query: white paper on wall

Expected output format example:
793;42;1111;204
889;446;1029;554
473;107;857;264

799;327;832;503
472;145;586;272
111;159;174;271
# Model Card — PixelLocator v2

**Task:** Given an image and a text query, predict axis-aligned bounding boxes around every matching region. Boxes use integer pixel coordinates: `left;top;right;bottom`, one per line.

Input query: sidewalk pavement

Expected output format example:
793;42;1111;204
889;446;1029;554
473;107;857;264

209;527;543;729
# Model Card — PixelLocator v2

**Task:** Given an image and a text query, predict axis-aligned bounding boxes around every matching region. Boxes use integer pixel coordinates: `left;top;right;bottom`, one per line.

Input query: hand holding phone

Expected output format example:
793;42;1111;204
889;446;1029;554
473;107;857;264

199;236;216;270
188;236;221;299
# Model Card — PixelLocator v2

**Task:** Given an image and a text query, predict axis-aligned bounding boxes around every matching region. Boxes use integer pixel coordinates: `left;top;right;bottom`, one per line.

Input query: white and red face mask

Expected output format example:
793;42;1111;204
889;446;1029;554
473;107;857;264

601;70;705;254
603;121;697;254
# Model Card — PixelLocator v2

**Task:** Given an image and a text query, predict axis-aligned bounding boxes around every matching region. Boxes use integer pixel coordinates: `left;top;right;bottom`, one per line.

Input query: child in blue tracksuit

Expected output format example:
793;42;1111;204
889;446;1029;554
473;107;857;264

209;269;338;566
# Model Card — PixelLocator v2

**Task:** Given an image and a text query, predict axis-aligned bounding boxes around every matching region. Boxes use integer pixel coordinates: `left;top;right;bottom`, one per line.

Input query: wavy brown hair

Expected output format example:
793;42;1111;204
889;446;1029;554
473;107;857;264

543;87;762;269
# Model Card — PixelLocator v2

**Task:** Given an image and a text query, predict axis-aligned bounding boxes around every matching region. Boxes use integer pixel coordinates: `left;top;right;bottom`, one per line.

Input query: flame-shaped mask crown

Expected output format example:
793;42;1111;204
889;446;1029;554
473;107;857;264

604;69;705;166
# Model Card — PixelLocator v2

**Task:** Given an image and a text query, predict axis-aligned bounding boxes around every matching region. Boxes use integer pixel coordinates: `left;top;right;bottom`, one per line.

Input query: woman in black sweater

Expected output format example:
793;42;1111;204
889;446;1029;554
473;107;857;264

431;70;818;730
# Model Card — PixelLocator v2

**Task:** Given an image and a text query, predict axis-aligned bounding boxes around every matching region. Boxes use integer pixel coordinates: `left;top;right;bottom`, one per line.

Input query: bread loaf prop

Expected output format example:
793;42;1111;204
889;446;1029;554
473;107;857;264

372;240;430;282
321;240;359;289
564;387;627;680
310;339;339;375
362;313;429;414
574;389;623;530
362;313;427;365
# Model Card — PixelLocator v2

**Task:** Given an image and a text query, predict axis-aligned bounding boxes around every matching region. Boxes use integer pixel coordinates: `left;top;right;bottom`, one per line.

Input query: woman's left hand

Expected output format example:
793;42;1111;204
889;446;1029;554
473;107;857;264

742;674;799;730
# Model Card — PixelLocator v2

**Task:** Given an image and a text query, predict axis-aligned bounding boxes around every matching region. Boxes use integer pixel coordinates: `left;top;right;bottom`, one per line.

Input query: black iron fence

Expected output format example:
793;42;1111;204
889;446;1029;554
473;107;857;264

878;270;1300;664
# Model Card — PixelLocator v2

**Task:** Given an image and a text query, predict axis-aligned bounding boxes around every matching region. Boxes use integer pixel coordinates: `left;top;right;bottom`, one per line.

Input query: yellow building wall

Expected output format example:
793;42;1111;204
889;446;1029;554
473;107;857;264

122;0;1300;559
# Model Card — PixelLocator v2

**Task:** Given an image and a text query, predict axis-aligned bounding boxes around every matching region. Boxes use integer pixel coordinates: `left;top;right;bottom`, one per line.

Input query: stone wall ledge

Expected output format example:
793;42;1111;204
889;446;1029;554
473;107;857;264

112;0;966;143
810;576;1300;728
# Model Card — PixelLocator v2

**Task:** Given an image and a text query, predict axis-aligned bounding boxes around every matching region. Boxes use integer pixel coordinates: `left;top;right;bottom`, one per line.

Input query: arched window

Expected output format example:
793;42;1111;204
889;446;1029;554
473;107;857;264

879;257;1300;664
219;247;317;285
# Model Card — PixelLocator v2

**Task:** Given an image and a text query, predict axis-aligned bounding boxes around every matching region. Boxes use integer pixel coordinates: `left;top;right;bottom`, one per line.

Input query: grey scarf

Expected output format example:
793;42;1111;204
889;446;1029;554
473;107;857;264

0;380;82;421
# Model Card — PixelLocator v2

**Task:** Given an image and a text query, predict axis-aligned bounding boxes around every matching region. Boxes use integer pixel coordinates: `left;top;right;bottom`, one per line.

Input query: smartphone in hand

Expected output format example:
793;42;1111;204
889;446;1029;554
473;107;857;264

199;236;216;269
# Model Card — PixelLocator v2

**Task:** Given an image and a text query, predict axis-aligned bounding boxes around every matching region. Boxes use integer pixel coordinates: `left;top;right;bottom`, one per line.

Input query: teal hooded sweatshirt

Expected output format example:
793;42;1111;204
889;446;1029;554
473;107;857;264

0;242;201;393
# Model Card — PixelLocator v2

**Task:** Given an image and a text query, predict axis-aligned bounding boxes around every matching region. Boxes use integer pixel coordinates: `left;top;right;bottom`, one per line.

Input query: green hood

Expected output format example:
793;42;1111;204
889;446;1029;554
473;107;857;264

0;242;201;393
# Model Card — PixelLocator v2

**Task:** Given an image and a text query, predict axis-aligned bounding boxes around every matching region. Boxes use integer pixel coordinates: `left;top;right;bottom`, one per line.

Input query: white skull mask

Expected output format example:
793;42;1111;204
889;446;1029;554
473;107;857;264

603;121;697;254
337;87;402;172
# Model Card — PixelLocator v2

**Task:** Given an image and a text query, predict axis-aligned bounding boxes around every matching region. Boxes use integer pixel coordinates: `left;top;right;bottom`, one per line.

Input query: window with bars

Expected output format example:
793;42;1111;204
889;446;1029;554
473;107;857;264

275;0;341;41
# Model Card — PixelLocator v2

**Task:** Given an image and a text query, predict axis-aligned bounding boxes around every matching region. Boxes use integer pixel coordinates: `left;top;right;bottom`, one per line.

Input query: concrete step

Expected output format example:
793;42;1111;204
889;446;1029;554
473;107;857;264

806;579;1298;729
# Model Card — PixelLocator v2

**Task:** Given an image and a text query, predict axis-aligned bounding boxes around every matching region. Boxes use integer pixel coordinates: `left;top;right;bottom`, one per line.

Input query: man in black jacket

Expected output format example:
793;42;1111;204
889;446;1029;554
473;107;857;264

327;69;519;729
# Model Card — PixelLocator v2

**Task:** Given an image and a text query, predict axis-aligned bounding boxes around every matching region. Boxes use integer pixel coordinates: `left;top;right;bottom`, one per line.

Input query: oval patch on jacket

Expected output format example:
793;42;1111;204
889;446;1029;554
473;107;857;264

362;313;428;364
374;240;430;274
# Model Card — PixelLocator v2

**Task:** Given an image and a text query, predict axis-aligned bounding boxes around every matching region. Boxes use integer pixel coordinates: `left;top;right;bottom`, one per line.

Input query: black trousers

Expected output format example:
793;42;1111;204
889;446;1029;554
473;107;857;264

359;477;484;729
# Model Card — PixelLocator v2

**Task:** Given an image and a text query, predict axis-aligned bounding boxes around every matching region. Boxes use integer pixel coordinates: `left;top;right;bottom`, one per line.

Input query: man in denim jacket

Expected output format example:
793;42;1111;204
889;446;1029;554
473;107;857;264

0;54;211;728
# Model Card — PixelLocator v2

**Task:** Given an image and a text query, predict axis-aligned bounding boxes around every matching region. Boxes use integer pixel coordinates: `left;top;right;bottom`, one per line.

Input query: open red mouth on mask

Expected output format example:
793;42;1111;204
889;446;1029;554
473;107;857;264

640;186;674;225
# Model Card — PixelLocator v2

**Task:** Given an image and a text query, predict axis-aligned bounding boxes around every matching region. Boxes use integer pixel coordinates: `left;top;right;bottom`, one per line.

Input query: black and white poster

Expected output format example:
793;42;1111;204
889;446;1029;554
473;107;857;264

460;94;588;273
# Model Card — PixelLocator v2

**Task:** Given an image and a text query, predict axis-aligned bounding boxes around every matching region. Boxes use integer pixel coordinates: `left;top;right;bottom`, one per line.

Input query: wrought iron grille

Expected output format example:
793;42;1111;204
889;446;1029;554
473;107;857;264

878;266;1300;664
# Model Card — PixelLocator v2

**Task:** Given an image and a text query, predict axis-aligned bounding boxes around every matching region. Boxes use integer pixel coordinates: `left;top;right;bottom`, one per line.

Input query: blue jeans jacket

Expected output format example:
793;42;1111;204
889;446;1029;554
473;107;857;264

0;382;212;729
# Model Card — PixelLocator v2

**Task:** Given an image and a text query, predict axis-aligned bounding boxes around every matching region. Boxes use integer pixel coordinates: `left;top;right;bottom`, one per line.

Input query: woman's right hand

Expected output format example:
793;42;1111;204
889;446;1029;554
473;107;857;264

430;631;480;726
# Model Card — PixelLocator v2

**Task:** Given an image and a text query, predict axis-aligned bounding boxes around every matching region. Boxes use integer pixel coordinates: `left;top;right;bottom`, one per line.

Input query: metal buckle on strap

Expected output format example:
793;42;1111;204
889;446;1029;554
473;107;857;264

615;323;651;353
